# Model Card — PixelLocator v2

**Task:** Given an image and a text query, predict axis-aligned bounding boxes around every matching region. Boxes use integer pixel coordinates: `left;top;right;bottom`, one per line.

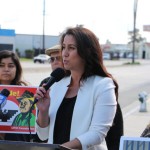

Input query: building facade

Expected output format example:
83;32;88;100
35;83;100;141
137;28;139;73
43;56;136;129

0;29;16;51
0;29;60;57
1;28;150;59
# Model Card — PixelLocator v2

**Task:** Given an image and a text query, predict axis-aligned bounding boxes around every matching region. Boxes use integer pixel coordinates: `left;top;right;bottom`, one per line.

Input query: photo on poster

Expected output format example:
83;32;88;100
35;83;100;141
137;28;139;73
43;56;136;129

0;85;37;134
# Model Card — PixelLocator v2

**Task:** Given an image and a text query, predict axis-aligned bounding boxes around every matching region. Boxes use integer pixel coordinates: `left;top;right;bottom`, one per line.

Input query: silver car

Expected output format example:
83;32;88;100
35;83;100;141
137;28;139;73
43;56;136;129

33;54;50;63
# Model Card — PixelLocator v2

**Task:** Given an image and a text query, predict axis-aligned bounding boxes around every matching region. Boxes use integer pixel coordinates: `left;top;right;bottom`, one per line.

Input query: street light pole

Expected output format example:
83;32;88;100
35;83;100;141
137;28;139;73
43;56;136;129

42;0;45;54
132;0;138;63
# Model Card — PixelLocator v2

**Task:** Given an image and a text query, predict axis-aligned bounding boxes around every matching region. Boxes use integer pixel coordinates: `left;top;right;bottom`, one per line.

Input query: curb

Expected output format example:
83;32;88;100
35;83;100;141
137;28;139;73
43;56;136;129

122;96;150;119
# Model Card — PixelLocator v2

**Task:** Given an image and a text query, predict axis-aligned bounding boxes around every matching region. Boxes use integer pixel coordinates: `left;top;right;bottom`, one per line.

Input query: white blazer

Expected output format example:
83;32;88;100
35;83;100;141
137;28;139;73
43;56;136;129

36;75;117;150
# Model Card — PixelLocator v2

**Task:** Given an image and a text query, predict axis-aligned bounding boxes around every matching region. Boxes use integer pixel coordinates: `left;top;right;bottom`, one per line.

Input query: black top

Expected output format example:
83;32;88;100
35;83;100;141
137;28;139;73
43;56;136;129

53;96;77;144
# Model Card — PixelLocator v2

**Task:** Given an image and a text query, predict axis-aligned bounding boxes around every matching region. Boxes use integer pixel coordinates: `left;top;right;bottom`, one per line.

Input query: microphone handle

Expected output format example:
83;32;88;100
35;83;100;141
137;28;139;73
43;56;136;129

43;76;55;91
33;98;38;105
33;76;55;105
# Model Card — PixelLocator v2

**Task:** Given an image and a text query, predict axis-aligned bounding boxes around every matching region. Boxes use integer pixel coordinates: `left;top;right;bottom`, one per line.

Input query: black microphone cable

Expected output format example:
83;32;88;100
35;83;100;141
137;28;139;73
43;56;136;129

28;106;32;141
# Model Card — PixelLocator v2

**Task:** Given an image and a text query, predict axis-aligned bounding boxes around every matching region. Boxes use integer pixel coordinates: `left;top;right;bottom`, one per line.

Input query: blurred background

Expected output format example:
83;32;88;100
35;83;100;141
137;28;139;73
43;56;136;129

0;0;150;62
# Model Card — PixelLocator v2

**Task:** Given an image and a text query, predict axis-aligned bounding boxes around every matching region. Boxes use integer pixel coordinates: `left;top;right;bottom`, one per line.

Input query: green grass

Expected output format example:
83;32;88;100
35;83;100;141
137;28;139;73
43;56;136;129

123;61;140;65
19;58;32;62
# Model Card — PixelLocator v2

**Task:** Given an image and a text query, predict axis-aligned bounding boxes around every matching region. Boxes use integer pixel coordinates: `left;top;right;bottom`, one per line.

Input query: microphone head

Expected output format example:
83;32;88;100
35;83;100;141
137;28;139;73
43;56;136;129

51;68;65;82
1;89;10;97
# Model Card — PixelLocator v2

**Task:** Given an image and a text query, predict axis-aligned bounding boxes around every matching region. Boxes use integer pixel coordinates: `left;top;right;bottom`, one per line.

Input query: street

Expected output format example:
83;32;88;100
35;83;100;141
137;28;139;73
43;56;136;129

106;62;150;108
22;59;150;109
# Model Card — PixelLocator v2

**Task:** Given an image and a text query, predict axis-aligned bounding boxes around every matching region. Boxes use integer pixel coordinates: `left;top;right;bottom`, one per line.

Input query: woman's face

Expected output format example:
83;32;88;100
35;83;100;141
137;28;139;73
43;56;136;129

62;35;85;71
0;57;17;85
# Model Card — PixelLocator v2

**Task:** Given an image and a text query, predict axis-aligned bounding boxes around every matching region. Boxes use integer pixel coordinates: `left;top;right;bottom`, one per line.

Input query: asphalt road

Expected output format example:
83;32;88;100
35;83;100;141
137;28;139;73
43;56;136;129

22;59;150;109
106;62;150;108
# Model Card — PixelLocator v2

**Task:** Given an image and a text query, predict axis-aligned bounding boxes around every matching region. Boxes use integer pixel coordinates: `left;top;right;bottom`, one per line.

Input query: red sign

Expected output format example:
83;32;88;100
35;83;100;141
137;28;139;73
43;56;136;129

0;85;37;134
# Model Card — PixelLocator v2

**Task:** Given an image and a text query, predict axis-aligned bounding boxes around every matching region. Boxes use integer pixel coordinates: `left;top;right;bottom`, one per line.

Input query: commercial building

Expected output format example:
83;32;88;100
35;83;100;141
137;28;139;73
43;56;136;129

0;29;60;57
1;28;150;59
0;29;15;51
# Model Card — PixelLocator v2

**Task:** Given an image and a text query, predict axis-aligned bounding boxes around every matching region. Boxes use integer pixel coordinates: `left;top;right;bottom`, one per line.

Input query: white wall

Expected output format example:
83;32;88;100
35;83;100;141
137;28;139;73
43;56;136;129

15;34;60;57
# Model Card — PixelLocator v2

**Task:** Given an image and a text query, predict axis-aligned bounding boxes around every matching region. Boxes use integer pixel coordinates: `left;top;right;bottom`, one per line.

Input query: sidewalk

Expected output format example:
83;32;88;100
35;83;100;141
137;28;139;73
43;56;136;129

122;97;150;137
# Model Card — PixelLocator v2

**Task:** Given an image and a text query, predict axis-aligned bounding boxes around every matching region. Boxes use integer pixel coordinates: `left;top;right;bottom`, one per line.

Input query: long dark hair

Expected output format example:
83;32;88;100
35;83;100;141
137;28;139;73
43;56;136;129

0;50;27;86
60;27;119;100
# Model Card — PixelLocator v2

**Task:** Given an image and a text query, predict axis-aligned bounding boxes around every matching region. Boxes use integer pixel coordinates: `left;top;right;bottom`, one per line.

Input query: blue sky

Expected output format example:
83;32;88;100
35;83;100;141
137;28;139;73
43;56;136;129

0;0;150;44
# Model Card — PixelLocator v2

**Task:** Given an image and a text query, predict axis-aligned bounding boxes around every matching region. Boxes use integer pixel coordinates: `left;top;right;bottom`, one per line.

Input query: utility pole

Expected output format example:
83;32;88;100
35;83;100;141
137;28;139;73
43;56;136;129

42;0;45;54
132;0;138;63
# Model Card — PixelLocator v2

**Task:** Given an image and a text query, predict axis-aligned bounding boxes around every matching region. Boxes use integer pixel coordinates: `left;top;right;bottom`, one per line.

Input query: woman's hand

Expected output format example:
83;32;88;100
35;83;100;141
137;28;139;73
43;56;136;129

34;85;50;128
34;86;50;113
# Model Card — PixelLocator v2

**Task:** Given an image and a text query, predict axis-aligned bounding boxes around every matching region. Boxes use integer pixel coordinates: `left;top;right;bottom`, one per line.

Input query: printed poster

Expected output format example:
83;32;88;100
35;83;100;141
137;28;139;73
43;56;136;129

0;85;37;134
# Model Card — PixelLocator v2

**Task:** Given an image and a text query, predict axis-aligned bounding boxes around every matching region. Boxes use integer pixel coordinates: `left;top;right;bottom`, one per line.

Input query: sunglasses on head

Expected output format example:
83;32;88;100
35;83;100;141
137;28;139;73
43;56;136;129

50;56;62;63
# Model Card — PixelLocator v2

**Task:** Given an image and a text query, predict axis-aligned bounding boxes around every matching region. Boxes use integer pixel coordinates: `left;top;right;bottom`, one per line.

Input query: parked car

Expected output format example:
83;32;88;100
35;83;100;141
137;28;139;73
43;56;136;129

103;53;111;60
33;54;50;63
126;53;138;59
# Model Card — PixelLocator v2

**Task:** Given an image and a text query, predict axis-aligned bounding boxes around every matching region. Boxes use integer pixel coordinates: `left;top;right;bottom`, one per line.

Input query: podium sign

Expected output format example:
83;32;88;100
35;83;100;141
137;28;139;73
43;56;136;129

0;140;71;150
119;136;150;150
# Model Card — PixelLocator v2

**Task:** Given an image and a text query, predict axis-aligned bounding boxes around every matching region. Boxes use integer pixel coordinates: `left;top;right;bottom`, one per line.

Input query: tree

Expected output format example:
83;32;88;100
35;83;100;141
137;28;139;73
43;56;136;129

128;29;144;44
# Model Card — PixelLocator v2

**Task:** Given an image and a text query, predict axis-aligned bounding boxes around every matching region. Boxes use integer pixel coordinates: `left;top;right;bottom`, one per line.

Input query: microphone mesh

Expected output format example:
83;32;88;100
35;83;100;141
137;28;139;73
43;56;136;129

1;89;10;97
51;68;65;82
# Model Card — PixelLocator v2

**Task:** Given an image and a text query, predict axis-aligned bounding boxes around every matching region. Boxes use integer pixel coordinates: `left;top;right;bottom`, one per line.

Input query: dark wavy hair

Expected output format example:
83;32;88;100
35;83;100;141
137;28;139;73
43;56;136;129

60;27;118;100
0;50;27;86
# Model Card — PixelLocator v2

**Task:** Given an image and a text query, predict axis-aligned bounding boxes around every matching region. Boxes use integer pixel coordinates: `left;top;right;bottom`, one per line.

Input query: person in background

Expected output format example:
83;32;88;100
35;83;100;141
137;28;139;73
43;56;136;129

46;45;63;71
35;27;118;150
39;44;64;86
0;50;31;141
141;123;150;137
0;50;49;143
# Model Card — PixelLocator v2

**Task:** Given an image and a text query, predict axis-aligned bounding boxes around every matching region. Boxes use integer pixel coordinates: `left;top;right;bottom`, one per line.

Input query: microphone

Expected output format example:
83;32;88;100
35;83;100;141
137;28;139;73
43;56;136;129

0;89;10;109
33;68;65;104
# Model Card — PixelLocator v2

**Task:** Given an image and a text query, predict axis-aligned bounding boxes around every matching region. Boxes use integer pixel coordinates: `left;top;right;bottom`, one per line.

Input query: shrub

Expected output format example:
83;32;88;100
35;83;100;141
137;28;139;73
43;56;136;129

25;49;34;58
